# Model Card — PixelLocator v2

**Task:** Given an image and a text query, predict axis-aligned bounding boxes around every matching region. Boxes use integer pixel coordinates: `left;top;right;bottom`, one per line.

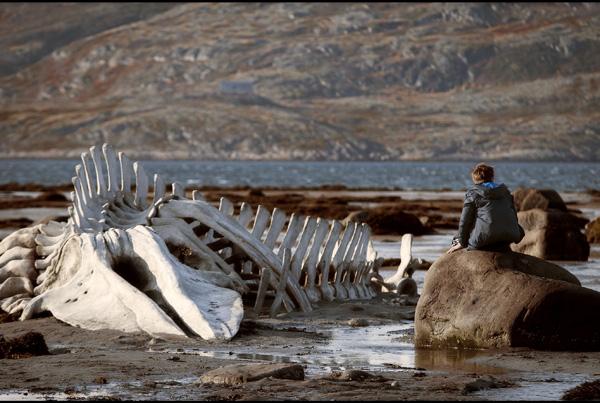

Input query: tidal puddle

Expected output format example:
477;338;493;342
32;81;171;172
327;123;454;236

149;322;503;377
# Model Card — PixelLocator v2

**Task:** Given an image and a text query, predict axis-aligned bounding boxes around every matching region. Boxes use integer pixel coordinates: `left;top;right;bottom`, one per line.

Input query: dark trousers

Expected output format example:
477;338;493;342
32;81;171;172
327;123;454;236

468;242;512;253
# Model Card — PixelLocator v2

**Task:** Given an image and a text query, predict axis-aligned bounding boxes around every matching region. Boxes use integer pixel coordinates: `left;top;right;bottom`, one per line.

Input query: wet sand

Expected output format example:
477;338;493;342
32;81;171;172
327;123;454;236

0;301;520;401
1;184;599;400
1;299;600;401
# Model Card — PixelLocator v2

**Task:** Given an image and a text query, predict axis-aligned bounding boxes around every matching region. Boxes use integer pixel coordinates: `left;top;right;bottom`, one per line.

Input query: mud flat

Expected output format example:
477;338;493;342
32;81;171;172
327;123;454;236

0;300;522;401
1;299;600;401
1;185;600;400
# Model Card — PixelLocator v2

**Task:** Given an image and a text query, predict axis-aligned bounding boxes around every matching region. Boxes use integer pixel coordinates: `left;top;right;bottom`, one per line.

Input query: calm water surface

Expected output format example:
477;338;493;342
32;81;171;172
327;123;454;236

1;160;599;191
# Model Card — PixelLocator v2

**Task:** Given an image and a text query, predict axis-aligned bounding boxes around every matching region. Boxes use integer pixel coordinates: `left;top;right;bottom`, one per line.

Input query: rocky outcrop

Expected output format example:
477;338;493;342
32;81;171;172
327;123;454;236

343;208;430;236
511;208;589;261
1;3;600;161
512;188;567;212
415;249;600;350
510;188;589;261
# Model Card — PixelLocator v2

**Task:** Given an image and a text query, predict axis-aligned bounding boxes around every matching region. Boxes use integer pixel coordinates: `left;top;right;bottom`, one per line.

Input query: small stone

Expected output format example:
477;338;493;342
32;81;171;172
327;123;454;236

391;381;401;387
462;377;512;394
344;370;374;381
348;318;368;327
64;387;76;395
148;338;164;346
143;380;157;388
326;369;378;382
0;332;50;359
94;376;108;384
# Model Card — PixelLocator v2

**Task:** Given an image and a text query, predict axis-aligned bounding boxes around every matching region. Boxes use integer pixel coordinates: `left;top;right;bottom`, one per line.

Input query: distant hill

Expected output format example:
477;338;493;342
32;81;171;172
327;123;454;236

1;2;599;160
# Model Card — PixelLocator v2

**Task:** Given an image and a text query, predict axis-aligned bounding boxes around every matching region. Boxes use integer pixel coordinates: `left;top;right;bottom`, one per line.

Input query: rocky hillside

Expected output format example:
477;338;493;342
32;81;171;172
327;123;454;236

1;3;600;160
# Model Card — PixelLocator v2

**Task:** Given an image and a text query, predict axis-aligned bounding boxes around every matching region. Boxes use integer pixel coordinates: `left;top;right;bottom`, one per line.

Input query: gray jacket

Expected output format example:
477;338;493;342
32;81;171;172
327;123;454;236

456;183;524;250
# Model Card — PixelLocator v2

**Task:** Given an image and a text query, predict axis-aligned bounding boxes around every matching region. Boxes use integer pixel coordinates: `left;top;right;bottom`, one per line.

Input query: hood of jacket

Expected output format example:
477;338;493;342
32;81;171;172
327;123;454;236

469;183;511;200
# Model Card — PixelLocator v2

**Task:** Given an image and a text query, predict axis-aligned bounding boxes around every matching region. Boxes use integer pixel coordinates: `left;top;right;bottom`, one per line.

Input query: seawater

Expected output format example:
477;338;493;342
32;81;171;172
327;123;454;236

1;160;599;191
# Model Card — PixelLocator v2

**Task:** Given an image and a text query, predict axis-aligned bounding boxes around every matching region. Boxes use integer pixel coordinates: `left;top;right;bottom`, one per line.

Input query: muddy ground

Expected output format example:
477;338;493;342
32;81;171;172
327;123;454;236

1;297;599;400
0;185;599;400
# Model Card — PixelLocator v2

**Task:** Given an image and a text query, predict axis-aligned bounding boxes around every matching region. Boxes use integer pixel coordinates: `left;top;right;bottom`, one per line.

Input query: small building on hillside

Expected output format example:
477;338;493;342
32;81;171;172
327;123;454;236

219;80;255;95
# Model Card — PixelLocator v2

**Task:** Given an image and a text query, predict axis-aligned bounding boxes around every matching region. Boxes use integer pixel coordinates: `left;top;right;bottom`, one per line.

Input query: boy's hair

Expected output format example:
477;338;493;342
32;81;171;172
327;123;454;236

471;163;494;183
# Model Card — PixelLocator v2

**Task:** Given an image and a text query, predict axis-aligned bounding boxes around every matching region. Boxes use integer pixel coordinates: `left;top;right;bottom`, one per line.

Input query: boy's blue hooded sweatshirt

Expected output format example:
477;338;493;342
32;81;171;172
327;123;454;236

456;182;524;250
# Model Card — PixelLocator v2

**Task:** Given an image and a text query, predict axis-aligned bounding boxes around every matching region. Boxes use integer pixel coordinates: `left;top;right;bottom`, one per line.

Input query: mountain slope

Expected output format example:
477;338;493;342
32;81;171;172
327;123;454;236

1;3;599;160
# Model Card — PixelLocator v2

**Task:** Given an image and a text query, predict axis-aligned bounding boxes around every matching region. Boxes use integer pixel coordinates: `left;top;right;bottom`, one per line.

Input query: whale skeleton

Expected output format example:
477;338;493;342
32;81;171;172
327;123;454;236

0;144;389;340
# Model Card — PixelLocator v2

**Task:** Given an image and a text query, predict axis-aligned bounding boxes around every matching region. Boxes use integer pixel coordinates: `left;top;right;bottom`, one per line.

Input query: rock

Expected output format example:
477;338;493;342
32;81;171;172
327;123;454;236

512;188;567;212
200;363;304;385
327;369;378;382
396;277;418;296
415;250;600;350
462;377;513;394
381;257;401;267
348;318;369;327
585;217;600;244
0;312;19;324
94;376;108;384
0;332;50;359
343;208;430;236
562;379;600;401
34;192;68;202
512;209;589;261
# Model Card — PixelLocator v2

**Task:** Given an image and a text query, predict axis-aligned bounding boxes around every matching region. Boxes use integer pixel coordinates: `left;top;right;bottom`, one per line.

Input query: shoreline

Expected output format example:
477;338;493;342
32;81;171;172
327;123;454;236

1;300;599;401
0;186;599;400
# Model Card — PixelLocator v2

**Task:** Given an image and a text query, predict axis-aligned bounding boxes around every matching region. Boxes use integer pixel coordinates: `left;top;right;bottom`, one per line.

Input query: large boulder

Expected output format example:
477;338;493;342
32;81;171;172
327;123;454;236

512;188;567;212
415;250;600;350
511;209;589;261
585;217;600;244
343;207;430;236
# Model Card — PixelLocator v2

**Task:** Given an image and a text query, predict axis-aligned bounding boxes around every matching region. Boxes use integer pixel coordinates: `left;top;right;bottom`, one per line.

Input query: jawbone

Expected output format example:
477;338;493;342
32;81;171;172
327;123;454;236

21;225;243;340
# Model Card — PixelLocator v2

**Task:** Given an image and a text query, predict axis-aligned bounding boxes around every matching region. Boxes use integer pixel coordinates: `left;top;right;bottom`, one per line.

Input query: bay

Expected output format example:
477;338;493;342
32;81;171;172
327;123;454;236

0;159;599;191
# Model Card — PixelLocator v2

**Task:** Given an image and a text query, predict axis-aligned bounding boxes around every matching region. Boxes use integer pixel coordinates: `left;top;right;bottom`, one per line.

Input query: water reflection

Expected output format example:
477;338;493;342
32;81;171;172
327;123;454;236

415;348;507;374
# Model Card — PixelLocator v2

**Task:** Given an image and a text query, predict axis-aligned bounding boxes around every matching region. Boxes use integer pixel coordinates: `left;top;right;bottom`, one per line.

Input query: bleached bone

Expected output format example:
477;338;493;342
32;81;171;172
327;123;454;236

302;218;330;303
374;234;417;297
0;277;33;299
172;182;185;199
334;222;360;300
0;259;36;283
317;220;342;301
278;213;304;258
291;217;318;280
1;293;31;314
264;208;287;248
271;248;292;317
347;225;369;299
238;202;254;228
344;224;368;299
219;197;234;216
192;190;205;201
0;143;389;339
158;199;313;313
254;267;271;314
